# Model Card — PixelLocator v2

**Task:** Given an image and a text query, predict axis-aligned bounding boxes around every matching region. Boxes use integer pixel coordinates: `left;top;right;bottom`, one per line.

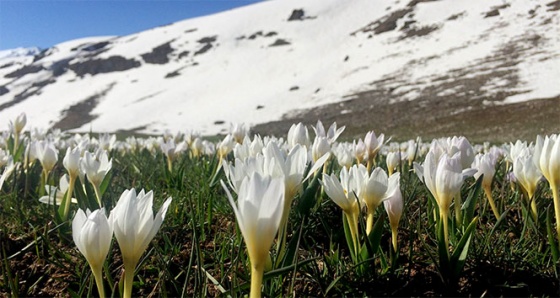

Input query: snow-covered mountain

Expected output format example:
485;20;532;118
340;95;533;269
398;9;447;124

1;0;559;137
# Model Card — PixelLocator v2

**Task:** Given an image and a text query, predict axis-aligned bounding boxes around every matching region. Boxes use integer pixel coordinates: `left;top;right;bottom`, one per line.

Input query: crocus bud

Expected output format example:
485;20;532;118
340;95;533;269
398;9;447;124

72;208;112;298
63;147;82;178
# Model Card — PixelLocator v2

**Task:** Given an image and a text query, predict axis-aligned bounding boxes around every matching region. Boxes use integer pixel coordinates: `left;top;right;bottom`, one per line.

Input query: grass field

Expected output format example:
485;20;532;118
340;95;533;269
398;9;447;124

1;117;559;297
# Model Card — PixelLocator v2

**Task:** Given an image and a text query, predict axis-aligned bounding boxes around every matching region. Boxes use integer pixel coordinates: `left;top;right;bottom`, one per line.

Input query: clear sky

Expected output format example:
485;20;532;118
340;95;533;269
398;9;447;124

0;0;264;51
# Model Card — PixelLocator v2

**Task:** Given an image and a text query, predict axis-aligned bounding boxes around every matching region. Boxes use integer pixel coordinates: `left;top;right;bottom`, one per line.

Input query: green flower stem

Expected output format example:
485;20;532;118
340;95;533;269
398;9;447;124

93;183;103;208
250;263;265;298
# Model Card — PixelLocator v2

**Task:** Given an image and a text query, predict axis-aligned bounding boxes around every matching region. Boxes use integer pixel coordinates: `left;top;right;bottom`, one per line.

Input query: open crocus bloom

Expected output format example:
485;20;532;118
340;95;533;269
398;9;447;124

39;174;78;205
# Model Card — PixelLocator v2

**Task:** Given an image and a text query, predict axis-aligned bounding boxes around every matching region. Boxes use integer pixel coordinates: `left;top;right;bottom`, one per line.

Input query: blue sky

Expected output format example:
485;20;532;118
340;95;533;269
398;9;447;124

0;0;264;50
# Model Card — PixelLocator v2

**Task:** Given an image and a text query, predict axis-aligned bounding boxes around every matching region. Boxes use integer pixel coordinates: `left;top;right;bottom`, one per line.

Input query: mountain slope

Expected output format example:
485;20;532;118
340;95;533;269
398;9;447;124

0;0;559;138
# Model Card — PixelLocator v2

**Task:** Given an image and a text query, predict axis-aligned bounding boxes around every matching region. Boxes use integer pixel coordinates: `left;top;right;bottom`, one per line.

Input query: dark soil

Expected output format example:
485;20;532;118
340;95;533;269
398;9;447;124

52;82;116;130
141;42;175;64
68;56;141;77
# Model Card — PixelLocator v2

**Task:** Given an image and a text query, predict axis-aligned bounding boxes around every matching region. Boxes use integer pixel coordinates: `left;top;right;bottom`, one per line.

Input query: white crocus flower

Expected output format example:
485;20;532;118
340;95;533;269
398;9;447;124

313;120;345;144
415;151;466;247
230;123;249;144
383;172;403;252
80;150;112;206
72;208;112;298
472;152;499;219
321;166;361;257
312;136;331;163
221;173;285;298
386;151;401;176
332;143;354;169
0;157;16;190
287;122;310;149
36;140;58;176
110;189;172;298
364;130;385;171
534;134;560;238
39;174;78;205
360;166;389;235
513;151;542;219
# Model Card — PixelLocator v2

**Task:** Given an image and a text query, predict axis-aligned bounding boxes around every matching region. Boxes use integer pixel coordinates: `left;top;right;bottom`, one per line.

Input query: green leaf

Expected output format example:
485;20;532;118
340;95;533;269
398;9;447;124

436;218;450;277
296;172;321;217
281;217;305;268
342;212;356;262
462;175;483;227
99;170;113;199
546;207;559;264
451;216;478;276
360;213;385;260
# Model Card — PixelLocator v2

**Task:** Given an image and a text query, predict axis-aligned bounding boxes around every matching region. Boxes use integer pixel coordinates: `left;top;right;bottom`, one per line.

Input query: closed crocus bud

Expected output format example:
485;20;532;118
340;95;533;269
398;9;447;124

63;147;82;178
312;136;331;163
230;123;249;144
386;151;401;176
36;141;58;174
406;139;417;166
447;136;475;170
513;152;542;219
287;123;310;149
353;139;367;165
110;189;172;298
364;131;384;160
221;173;285;298
333;143;353;169
81;150;112;187
81;150;112;206
534;134;560;238
218;134;235;160
383;172;403;252
360;166;389;235
72;208;112;298
535;135;560;188
11;113;27;135
321;166;361;257
472;153;499;219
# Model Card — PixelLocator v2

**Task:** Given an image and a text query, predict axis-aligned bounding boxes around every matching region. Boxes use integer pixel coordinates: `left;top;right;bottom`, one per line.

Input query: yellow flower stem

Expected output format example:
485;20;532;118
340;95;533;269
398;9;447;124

530;196;538;222
391;226;398;252
345;210;360;258
366;158;372;173
454;192;462;224
552;183;560;241
366;210;374;236
91;264;105;298
484;185;500;220
62;174;76;220
166;156;173;173
250;263;265;298
123;259;136;298
441;209;450;250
